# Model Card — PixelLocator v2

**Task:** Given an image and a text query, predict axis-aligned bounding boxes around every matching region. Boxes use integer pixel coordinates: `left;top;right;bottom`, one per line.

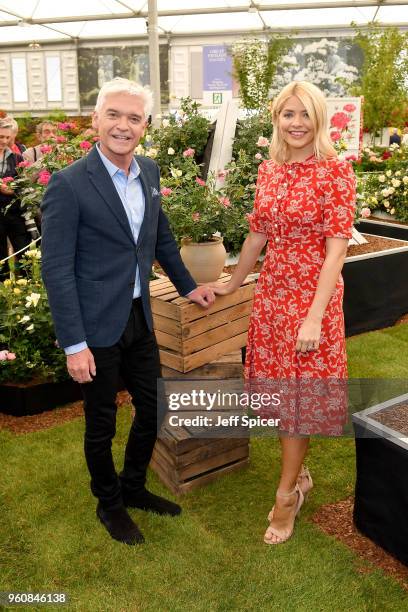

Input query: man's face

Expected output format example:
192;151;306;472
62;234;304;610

92;92;147;166
40;123;57;141
0;128;12;152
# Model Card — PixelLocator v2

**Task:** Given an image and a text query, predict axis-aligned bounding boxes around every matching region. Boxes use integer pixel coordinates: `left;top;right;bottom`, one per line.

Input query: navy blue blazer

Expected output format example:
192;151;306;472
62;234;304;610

41;146;196;349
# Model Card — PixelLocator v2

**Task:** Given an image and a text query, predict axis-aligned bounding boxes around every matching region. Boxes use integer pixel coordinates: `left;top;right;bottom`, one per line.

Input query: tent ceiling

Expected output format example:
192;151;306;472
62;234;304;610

0;0;407;43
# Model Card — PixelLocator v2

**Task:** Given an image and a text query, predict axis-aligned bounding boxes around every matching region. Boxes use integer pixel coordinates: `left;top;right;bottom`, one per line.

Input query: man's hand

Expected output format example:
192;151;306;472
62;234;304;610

67;348;96;383
187;286;215;308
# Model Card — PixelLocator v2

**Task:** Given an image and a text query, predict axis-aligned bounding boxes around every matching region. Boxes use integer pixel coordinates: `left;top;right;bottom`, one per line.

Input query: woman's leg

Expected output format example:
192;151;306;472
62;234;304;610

264;435;310;544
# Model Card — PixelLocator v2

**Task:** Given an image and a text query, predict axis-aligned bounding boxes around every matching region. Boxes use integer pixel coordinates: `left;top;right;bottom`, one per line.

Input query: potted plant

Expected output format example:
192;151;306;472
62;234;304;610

160;157;230;283
0;249;79;416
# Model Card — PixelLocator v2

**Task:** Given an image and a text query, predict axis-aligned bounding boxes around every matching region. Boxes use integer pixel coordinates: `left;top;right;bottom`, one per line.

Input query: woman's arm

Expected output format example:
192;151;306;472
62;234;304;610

211;231;267;295
296;237;348;352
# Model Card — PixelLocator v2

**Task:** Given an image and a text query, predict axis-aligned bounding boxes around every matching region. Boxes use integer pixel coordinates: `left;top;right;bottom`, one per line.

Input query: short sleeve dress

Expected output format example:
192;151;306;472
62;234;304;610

244;155;356;435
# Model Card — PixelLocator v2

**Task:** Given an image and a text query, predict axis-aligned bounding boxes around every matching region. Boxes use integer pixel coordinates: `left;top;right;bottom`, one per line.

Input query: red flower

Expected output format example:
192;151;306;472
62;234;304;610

40;144;53;154
79;140;92;150
343;104;356;113
18;160;31;168
195;177;206;187
56;135;67;143
382;150;391;160
160;187;172;196
218;196;231;208
330;112;350;130
330;131;342;142
2;176;14;184
37;170;51;186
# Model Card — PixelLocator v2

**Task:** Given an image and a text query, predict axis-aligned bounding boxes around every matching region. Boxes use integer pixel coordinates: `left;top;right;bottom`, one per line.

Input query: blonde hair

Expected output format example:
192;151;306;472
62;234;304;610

95;77;153;119
269;81;337;164
0;118;13;131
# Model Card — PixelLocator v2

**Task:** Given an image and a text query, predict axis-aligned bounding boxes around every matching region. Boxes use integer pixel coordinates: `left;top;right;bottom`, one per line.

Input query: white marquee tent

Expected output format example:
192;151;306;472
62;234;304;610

0;0;407;44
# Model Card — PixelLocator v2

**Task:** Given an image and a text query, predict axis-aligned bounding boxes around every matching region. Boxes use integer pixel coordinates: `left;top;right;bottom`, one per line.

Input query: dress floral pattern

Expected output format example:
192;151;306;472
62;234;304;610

244;155;356;435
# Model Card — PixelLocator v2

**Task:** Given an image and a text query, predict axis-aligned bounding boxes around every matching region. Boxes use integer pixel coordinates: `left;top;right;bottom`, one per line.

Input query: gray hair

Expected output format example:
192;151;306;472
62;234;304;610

0;118;13;130
95;77;153;119
35;121;57;137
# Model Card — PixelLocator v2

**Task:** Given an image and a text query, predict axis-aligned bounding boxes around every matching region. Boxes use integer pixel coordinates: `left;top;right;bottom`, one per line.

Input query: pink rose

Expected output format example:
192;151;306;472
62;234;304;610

330;112;350;130
343;104;356;113
40;144;53;154
56;135;67;143
182;148;195;158
195;177;206;187
18;160;31;168
345;154;357;161
218;196;231;208
255;153;262;160
217;170;227;180
161;187;173;196
192;212;200;222
360;207;371;219
330;131;342;142
37;170;51;186
79;140;92;150
256;136;269;147
2;176;14;184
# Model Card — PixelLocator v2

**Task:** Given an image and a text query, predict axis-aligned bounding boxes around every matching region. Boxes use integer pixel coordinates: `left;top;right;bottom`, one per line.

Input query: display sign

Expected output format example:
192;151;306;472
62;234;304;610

203;45;232;106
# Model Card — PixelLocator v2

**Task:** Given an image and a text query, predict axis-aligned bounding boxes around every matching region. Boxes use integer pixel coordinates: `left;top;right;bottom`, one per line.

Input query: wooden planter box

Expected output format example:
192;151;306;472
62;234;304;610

343;238;408;335
352;392;408;567
0;378;82;417
151;350;249;494
150;274;255;373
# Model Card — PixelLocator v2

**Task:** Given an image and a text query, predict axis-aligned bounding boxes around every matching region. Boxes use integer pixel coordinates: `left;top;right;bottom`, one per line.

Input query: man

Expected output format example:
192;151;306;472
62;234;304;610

41;78;214;546
389;128;401;146
23;121;57;163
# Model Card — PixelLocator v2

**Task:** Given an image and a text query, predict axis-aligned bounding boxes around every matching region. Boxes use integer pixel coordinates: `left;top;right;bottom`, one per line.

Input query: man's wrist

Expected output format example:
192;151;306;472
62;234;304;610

64;341;88;355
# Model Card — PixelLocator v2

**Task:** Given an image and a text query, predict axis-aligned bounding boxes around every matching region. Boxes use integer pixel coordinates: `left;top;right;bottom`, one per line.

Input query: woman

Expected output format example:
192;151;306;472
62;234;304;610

212;81;355;544
0;118;31;279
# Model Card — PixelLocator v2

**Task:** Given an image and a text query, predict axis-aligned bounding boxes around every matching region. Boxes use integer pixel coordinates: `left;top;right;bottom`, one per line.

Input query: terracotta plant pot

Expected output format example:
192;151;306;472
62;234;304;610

180;236;227;283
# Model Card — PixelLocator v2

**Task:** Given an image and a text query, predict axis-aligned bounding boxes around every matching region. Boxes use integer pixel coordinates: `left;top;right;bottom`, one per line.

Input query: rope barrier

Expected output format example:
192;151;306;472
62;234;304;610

0;235;42;264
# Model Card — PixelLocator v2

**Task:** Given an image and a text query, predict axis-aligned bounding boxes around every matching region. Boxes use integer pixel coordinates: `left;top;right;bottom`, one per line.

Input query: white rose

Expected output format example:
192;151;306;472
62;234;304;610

162;119;170;128
26;324;34;331
395;171;401;176
391;179;401;188
378;175;386;183
26;292;41;308
383;200;390;208
386;170;392;177
403;176;408;184
168;147;175;155
381;189;389;197
19;315;31;324
390;208;395;214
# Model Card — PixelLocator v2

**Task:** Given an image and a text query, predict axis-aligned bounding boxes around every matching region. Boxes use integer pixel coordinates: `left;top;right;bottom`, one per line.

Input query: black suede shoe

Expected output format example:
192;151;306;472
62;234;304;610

96;503;145;545
123;489;182;516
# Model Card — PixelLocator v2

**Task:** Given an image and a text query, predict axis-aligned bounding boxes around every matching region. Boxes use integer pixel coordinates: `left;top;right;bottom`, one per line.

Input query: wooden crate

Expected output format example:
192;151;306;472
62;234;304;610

150;273;255;373
151;350;249;495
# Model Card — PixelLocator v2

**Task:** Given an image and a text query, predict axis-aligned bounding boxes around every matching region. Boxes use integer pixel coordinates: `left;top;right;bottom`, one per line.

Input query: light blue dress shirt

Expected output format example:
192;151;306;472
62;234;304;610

65;145;145;355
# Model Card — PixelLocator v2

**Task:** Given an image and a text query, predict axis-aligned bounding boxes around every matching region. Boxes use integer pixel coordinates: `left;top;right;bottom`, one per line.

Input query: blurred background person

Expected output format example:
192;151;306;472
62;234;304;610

8;117;26;155
23;121;57;163
389;127;401;146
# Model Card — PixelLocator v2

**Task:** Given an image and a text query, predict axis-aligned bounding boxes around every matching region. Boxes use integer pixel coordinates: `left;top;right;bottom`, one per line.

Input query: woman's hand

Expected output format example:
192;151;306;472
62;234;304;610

208;281;236;296
296;317;322;353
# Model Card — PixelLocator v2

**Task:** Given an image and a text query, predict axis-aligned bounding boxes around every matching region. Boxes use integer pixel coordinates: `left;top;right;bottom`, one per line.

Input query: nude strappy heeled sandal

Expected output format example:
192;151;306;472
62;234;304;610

264;484;304;545
267;466;312;523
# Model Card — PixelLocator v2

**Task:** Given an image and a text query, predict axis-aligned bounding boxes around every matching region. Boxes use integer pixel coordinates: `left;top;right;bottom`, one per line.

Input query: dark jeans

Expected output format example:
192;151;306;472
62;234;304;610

0;205;31;279
81;298;162;510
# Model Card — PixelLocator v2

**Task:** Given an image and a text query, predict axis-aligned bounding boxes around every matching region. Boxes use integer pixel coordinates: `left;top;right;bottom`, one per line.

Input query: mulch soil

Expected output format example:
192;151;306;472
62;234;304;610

2;234;408;584
369;402;408;436
312;497;408;591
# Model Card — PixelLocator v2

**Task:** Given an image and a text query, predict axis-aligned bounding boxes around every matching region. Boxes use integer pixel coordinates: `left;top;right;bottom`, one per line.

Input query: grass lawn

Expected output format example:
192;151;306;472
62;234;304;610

1;324;408;611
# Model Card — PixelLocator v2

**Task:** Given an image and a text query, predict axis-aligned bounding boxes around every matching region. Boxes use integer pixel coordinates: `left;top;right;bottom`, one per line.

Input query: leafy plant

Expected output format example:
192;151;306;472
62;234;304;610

160;157;228;244
232;37;293;110
350;24;408;142
0;249;67;384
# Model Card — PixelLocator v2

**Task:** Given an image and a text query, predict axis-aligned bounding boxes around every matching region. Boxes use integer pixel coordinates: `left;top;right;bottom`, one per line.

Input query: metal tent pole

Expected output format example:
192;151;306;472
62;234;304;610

147;0;161;125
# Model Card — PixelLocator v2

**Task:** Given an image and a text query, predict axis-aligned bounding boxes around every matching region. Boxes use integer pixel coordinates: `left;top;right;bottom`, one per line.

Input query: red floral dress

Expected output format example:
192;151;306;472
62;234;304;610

244;155;356;435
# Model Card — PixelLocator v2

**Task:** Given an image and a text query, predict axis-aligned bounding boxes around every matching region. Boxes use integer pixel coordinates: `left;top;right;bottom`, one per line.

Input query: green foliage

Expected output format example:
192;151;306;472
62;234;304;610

358;167;408;221
350;24;408;140
148;98;210;177
0;250;67;384
160;157;227;244
232;36;293;110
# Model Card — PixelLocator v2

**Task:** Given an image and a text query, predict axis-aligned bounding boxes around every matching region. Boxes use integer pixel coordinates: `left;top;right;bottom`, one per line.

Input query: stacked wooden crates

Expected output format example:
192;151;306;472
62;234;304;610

149;273;256;494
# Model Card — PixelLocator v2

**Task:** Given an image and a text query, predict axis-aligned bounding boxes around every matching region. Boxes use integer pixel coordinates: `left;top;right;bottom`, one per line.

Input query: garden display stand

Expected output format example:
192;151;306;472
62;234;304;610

149;274;255;494
352;392;408;567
